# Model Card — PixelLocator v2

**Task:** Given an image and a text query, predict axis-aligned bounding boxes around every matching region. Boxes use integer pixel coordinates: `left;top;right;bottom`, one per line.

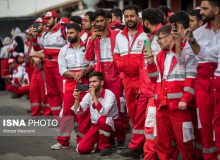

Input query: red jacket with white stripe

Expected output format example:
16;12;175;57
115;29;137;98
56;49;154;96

147;49;197;110
113;22;147;77
85;29;119;83
37;24;66;67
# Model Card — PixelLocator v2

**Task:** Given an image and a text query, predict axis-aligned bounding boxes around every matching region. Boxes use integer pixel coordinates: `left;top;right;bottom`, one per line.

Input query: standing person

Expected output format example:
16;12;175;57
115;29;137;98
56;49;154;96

147;25;196;160
51;23;93;150
189;9;203;31
73;72;123;156
141;8;164;160
179;1;220;159
85;9;126;147
35;11;66;116
113;5;149;159
29;17;51;116
81;11;95;45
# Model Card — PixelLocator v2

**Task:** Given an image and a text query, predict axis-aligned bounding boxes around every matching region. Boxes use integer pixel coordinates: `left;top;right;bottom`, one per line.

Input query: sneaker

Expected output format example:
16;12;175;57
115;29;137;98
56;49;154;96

51;143;70;150
118;148;141;159
99;147;112;156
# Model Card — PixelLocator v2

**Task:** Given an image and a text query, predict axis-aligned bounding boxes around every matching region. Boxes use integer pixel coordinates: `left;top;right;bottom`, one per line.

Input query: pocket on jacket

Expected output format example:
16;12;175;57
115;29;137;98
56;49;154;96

182;121;195;142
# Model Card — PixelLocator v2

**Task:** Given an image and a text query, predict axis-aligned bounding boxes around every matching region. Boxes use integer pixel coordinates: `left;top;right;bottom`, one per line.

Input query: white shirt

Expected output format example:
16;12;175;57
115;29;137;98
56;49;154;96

0;45;10;58
72;89;119;130
58;44;94;76
163;51;175;79
99;37;113;62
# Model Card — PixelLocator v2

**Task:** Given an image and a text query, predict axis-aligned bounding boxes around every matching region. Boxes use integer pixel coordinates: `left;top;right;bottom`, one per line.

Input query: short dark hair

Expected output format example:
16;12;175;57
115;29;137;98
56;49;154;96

66;23;81;32
158;5;172;17
105;10;112;19
110;8;122;20
85;11;95;22
169;11;189;29
142;8;165;25
123;5;140;15
189;9;202;21
156;25;172;36
202;0;220;8
88;72;103;81
70;16;82;25
94;9;107;19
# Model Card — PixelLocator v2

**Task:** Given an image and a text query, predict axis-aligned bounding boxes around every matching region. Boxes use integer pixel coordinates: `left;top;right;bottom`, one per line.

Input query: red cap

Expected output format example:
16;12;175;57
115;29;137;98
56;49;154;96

44;11;57;19
35;17;46;24
59;17;70;25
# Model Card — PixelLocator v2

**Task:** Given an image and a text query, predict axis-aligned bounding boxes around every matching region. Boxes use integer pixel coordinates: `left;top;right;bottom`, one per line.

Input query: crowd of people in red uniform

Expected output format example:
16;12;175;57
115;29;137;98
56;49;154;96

0;0;220;159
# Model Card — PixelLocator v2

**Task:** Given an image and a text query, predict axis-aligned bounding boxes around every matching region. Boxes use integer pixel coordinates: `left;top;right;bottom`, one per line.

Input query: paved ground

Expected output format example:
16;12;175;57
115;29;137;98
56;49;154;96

0;91;135;160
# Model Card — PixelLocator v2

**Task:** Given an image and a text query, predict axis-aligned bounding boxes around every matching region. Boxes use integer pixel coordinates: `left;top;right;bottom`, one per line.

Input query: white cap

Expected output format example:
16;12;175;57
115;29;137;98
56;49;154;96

3;37;11;45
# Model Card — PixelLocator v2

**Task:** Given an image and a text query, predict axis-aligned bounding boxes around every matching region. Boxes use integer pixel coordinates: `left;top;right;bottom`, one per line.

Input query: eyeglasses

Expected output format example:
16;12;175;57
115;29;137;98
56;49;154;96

157;35;170;41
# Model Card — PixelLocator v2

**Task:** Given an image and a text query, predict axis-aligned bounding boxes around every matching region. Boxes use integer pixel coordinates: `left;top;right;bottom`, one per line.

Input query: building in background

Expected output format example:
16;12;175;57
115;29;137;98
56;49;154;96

0;0;203;38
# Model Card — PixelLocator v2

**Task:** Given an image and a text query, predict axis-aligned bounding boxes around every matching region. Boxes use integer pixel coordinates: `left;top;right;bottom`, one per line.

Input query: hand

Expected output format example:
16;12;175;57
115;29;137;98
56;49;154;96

91;29;101;41
143;48;154;64
73;89;81;100
74;71;83;83
88;85;96;98
178;101;187;110
32;57;41;65
184;28;195;44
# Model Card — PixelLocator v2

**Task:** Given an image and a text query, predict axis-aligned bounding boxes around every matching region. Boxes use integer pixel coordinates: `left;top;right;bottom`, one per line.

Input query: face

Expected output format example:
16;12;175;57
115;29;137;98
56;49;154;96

189;15;201;31
111;14;119;23
200;1;216;22
82;15;92;31
157;33;172;51
94;16;107;31
67;28;79;44
45;17;56;28
124;9;139;29
17;56;24;64
38;23;43;33
89;76;103;91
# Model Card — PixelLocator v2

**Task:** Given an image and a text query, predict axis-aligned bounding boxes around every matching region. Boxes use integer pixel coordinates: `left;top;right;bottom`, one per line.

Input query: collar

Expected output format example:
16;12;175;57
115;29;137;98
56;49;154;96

68;40;84;48
148;23;163;39
205;23;211;29
100;88;105;98
50;24;61;33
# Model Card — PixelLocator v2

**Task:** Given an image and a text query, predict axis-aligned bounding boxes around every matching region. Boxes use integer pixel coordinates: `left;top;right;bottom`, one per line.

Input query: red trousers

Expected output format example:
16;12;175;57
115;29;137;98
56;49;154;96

195;78;218;160
44;66;63;116
156;108;194;160
77;116;124;154
144;97;157;160
1;59;9;77
57;77;90;146
30;68;51;116
123;76;147;149
213;76;220;158
104;78;126;143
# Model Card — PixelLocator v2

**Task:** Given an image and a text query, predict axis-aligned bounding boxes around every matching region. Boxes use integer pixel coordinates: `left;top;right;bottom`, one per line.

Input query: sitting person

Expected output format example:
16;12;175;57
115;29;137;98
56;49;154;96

72;71;125;156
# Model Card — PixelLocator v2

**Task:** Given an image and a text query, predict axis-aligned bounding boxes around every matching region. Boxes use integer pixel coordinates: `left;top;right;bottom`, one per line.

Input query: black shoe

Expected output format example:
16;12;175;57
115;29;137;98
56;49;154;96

118;148;141;159
99;147;112;156
11;93;22;98
116;142;126;149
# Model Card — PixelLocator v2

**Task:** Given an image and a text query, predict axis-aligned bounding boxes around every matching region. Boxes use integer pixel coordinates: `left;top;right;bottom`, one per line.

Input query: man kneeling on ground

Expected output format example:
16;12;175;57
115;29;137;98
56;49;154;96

72;71;124;156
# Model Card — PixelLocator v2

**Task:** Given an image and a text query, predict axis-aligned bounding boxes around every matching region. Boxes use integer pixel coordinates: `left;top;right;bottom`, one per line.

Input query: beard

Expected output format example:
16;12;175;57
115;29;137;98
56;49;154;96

126;20;138;29
47;20;55;29
68;37;78;43
202;14;215;23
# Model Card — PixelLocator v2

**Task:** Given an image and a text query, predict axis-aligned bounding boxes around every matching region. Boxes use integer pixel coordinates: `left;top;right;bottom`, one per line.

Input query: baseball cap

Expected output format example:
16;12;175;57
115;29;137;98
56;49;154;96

59;17;70;25
44;11;57;19
35;17;46;24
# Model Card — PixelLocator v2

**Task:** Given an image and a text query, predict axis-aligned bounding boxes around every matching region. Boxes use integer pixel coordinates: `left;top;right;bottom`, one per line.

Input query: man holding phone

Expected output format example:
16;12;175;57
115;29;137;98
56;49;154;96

51;23;94;150
85;9;126;147
72;72;123;156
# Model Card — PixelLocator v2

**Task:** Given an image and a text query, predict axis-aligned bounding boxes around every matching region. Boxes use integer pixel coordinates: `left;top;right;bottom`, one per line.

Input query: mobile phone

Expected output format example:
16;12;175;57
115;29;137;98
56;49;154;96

32;22;39;32
76;84;89;91
144;39;152;56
